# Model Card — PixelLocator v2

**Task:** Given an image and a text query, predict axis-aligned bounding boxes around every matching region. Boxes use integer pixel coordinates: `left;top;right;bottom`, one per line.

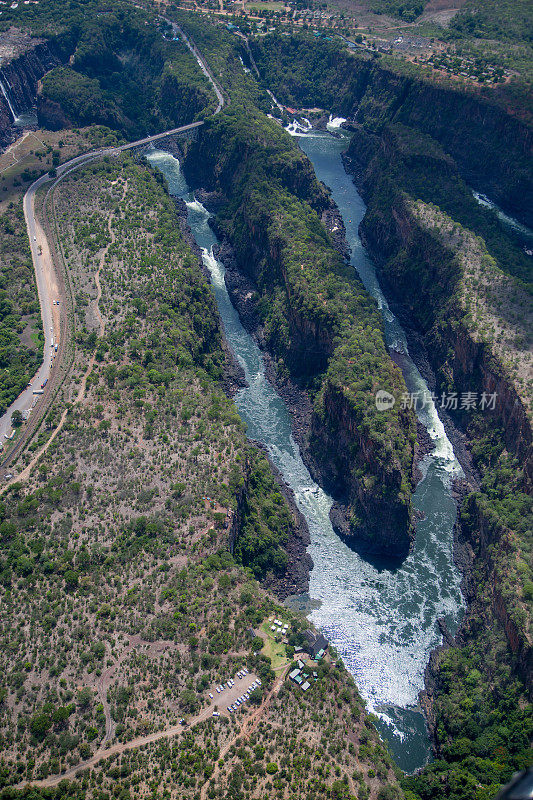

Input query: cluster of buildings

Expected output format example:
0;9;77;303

288;630;329;692
271;618;289;637
289;659;318;692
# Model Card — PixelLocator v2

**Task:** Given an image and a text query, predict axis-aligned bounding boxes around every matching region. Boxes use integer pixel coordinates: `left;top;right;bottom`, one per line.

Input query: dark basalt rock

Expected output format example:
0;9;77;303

219;227;415;561
0;29;60;146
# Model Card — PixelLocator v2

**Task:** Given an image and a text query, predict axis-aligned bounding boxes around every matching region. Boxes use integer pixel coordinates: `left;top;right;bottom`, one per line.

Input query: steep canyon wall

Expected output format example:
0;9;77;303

0;30;59;145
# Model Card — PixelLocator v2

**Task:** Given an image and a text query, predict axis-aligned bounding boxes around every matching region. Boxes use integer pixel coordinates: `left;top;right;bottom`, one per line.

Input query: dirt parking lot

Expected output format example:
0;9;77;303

208;671;261;717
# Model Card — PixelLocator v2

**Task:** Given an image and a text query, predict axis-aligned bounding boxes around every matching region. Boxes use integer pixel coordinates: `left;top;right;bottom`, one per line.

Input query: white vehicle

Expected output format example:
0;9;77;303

33;236;36;241
235;700;240;706
216;687;220;693
209;693;213;699
212;711;220;717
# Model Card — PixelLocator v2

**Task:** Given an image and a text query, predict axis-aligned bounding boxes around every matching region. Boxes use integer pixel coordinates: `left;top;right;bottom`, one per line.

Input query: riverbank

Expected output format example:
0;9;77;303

209;136;465;769
166;186;312;598
215;162;464;555
217;235;363;552
150;138;465;771
219;147;476;711
182;109;418;561
172;193;247;396
338;124;532;791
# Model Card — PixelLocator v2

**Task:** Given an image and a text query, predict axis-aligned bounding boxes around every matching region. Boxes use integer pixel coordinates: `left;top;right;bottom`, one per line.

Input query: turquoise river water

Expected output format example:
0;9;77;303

147;133;464;773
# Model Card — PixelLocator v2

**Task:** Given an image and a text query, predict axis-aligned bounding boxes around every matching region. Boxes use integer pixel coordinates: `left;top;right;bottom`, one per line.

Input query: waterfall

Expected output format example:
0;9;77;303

0;69;19;123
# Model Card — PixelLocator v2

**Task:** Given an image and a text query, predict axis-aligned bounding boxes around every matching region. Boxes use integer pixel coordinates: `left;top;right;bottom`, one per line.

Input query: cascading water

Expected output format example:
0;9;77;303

472;190;533;251
146;143;464;773
0;69;19;123
327;114;347;130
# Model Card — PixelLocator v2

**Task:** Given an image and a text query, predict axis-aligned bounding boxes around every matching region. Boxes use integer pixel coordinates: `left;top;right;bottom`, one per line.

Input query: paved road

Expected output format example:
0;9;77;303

171;23;225;113
0;25;225;470
0;151;109;453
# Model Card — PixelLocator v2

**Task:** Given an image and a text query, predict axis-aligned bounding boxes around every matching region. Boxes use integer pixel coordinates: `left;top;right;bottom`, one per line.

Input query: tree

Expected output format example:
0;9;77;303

11;409;23;427
64;569;79;590
77;687;93;708
29;712;51;741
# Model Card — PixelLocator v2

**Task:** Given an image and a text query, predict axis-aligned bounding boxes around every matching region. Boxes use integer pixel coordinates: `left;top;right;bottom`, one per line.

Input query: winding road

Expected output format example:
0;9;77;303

0;23;225;478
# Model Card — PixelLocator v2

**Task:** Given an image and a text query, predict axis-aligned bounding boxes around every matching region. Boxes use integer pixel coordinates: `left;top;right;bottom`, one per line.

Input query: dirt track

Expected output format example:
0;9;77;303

18;669;267;790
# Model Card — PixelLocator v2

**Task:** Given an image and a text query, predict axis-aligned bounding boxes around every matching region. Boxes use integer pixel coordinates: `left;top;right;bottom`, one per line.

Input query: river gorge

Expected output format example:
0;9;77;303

147;132;465;773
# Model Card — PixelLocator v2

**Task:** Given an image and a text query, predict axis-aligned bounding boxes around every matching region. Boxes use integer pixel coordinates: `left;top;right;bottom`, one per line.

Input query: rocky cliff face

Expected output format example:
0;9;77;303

36;93;71;131
251;37;533;227
184;114;417;560
357;175;532;477
460;492;533;699
224;203;415;558
0;29;60;145
347;61;532;227
344;129;532;691
436;321;532;479
308;382;414;557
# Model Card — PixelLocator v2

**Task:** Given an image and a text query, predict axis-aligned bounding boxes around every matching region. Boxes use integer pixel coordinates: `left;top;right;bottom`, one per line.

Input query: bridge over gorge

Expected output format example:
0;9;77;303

0;25;225;482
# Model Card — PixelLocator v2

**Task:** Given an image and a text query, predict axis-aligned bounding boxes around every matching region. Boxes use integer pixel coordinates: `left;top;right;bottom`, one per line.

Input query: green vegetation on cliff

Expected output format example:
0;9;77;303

41;11;214;136
0;152;404;799
246;27;532;798
1;0;214;137
235;453;291;580
405;622;532;800
345;122;532;800
184;106;416;555
250;32;533;226
351;123;531;290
